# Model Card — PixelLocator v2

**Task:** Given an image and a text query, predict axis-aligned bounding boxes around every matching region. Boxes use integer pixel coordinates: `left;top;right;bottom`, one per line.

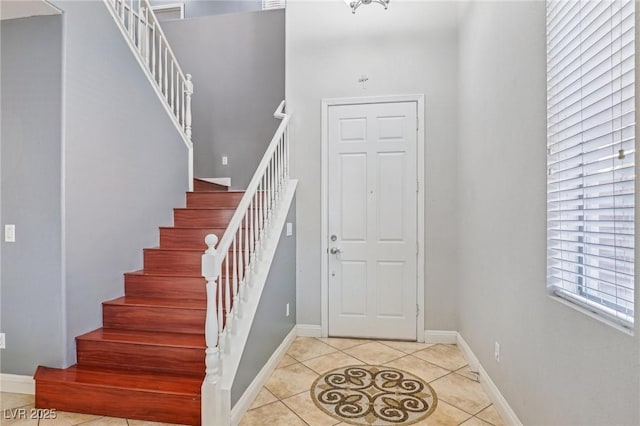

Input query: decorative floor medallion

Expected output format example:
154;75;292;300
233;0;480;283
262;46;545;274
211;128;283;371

310;365;437;425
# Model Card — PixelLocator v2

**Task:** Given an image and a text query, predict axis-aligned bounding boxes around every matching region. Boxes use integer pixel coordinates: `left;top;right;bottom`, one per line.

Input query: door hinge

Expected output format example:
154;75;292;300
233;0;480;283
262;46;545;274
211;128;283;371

416;241;419;255
416;116;419;131
416;304;419;317
416;180;419;193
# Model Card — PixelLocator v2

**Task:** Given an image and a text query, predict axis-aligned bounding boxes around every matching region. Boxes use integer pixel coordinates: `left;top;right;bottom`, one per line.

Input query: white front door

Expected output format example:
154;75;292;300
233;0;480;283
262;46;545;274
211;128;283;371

327;101;418;340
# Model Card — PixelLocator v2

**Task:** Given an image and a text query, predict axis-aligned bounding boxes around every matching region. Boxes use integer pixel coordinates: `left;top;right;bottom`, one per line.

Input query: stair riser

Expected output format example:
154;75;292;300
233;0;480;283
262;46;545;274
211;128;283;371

194;179;227;192
77;340;205;376
103;305;205;334
144;249;247;276
186;192;243;208
159;227;226;249
174;209;235;227
124;274;206;300
36;381;200;425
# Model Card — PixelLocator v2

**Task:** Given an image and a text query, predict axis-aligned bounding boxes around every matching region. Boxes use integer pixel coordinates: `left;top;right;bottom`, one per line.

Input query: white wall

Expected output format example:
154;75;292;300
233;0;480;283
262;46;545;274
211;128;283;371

286;0;460;331
457;2;640;425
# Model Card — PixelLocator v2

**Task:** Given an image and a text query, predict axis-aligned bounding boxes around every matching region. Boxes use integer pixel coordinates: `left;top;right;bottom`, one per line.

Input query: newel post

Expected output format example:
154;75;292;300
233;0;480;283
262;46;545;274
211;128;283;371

201;234;221;425
185;74;193;140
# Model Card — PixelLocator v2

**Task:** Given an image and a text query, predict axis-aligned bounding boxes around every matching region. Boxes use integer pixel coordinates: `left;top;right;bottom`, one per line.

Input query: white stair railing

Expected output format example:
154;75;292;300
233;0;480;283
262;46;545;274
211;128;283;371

103;0;194;190
201;101;291;425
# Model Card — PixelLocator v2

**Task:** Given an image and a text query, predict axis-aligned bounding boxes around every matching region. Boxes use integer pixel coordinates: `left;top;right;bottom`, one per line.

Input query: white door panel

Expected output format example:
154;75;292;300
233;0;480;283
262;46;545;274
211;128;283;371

328;101;417;340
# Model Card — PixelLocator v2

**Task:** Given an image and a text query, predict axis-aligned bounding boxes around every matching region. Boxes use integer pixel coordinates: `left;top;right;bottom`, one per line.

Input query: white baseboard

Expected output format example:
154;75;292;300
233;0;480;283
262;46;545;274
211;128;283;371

0;374;35;395
456;333;522;426
424;330;457;344
230;326;297;425
296;324;322;337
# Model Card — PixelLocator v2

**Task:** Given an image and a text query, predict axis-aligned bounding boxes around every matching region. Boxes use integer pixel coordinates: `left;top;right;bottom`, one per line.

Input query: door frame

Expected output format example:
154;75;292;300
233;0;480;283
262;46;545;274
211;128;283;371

320;94;425;342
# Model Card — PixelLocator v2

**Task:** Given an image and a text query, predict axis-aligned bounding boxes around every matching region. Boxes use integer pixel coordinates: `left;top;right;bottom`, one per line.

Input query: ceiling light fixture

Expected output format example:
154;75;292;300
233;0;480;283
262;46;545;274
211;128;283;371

346;0;390;14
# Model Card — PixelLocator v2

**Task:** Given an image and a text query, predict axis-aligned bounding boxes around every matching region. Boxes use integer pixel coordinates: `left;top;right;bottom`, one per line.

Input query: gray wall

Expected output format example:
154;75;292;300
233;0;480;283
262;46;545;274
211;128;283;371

162;10;285;189
1;15;65;375
232;197;296;406
0;0;189;374
150;0;262;19
51;0;189;366
457;2;640;425
286;1;459;330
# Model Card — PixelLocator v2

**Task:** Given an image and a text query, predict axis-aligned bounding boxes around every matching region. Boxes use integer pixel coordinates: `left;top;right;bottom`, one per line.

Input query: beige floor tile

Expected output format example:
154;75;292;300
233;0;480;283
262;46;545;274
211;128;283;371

413;344;468;371
343;342;404;365
78;417;128;425
430;373;492;415
0;393;35;410
460;417;493;426
377;340;434;354
265;363;319;399
383;355;450;383
239;401;306;426
316;338;369;350
413;401;472;426
282;391;340;426
287;338;337;361
277;354;298;369
0;404;39;426
249;388;278;411
38;410;102;426
455;365;480;382
302;352;362;375
476;405;505;426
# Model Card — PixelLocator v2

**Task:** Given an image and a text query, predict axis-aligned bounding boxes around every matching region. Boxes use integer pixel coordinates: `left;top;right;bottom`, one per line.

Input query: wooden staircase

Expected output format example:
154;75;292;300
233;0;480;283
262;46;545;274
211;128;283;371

34;180;243;426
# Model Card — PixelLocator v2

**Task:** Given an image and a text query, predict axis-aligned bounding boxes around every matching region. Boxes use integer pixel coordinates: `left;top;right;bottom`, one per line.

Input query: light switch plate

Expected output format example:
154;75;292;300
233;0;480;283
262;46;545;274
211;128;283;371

5;225;15;242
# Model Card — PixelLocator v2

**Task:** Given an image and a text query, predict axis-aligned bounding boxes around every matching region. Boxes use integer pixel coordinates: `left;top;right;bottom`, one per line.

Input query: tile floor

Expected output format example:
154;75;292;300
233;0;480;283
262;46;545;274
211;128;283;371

1;338;505;426
241;337;506;426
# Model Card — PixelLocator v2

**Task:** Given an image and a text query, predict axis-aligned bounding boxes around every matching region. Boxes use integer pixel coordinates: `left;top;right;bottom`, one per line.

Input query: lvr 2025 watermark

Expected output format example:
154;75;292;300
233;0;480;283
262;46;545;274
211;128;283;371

3;408;57;420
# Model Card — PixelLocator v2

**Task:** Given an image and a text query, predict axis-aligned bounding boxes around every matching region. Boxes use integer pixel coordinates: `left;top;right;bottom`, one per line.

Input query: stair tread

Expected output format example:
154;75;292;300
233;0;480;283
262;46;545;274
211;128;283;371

77;328;205;348
104;297;206;310
35;365;202;395
125;270;206;278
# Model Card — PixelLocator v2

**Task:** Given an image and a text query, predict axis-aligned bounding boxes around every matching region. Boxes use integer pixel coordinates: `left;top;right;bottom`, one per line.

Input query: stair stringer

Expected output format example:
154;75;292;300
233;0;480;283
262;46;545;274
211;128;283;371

202;179;297;426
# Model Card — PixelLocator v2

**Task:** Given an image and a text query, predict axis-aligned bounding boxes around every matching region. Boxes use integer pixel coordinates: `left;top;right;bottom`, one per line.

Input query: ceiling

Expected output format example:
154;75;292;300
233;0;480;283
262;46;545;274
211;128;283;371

0;0;61;21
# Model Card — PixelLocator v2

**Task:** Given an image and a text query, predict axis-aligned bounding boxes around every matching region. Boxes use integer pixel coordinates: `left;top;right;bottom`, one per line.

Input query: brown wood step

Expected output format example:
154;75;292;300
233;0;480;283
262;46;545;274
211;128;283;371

159;227;227;249
193;178;228;192
103;297;205;334
124;271;206;300
186;191;244;208
174;208;236;227
76;328;205;376
35;365;201;425
143;247;248;276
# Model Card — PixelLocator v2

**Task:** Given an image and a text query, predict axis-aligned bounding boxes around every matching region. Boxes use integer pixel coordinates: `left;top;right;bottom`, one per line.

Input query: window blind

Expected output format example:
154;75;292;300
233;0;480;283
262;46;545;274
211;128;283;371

546;0;635;328
262;0;285;10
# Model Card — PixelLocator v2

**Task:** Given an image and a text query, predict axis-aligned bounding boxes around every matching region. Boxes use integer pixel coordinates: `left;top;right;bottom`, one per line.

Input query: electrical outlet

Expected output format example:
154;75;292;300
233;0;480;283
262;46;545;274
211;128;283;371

0;333;6;349
222;156;228;166
286;303;290;317
286;222;293;236
494;341;500;362
5;224;15;242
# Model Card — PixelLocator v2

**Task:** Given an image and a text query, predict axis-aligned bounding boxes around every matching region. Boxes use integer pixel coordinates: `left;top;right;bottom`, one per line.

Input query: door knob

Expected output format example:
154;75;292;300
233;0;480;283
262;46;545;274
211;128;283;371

330;247;342;255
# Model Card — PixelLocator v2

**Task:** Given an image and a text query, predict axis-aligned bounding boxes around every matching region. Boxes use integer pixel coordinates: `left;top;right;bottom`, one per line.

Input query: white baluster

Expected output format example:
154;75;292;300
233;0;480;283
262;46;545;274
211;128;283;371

144;8;150;66
232;236;239;323
164;47;168;98
170;62;175;110
285;126;290;179
185;74;193;140
151;23;156;79
181;80;186;128
129;0;134;37
244;213;250;289
224;241;238;335
201;234;221;386
137;5;143;52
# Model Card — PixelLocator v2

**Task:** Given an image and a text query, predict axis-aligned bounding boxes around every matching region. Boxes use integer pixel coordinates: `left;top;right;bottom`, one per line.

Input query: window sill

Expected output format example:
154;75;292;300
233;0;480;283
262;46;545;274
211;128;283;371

547;293;635;337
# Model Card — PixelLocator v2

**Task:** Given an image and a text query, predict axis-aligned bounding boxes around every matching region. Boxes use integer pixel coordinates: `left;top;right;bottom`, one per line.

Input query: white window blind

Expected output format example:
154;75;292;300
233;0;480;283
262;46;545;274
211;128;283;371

546;0;635;328
262;0;285;10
